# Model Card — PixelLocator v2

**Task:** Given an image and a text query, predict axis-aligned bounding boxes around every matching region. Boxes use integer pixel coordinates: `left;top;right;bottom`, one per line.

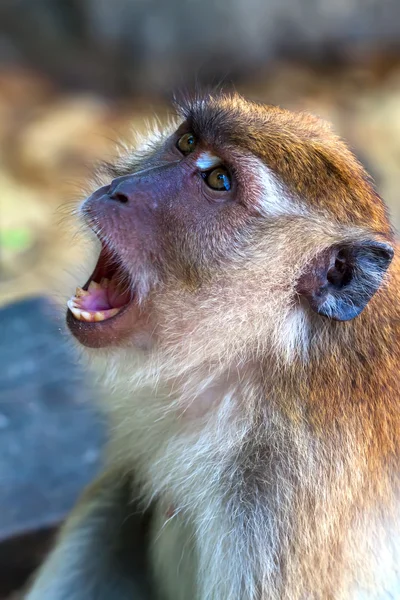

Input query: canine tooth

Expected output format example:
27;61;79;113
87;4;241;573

100;278;110;288
88;281;101;291
75;287;89;298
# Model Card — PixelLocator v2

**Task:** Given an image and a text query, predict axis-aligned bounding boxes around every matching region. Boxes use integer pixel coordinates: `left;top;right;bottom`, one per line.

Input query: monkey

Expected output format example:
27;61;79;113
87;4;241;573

26;92;400;599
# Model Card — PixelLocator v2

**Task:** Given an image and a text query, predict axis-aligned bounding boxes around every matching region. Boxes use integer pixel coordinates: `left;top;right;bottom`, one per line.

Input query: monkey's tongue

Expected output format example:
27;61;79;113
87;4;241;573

67;278;131;323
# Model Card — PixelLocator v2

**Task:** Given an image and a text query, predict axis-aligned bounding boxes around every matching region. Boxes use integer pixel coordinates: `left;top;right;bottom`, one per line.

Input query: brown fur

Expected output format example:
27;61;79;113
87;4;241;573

27;92;400;600
177;93;391;231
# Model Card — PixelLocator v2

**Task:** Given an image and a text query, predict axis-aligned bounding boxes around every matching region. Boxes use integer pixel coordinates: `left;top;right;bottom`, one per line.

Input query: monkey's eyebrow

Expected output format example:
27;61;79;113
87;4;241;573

196;151;222;170
130;160;181;177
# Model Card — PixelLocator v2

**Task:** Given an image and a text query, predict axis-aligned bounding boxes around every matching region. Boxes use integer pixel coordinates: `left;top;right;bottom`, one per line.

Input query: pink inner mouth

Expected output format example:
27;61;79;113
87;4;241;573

79;278;131;311
67;247;133;323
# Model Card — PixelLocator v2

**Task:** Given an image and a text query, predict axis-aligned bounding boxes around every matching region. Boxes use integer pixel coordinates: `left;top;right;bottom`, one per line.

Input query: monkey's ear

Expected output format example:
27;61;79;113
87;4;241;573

297;240;394;321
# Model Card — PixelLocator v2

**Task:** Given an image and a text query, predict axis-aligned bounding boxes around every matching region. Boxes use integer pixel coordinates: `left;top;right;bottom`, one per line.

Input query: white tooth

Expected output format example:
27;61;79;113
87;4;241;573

68;298;81;309
88;281;101;291
67;301;84;320
100;278;110;288
94;311;106;322
71;308;83;320
81;311;92;322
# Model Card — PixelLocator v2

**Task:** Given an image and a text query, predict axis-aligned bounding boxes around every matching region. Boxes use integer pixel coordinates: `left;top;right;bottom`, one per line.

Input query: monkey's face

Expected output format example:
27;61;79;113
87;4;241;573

67;94;393;361
66;120;256;349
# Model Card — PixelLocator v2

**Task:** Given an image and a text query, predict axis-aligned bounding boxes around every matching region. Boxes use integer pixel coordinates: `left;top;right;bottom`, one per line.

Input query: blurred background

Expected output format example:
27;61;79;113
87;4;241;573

1;0;400;597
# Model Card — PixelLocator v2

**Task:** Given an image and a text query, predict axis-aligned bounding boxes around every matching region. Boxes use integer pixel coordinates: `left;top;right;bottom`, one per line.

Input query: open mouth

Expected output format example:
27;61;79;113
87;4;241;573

66;244;141;347
66;242;153;348
64;239;149;350
67;246;133;323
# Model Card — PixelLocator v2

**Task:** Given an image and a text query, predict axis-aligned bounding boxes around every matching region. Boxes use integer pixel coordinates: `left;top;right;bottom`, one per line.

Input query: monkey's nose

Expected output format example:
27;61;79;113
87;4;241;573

109;184;129;204
108;178;135;204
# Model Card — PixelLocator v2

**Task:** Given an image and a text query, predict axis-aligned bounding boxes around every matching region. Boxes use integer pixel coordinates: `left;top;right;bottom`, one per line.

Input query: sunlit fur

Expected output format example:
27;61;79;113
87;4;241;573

29;93;400;600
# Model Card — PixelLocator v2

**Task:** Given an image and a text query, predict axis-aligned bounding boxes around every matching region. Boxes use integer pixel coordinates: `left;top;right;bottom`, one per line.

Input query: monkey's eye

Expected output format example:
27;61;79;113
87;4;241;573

177;133;197;155
202;166;231;191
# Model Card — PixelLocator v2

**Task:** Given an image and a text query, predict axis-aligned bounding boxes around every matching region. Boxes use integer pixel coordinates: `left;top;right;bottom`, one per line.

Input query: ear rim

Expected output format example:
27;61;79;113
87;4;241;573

297;239;394;322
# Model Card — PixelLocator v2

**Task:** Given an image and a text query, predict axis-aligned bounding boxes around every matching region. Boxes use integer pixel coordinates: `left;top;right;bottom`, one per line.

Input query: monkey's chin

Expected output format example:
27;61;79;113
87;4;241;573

66;302;145;348
66;245;146;348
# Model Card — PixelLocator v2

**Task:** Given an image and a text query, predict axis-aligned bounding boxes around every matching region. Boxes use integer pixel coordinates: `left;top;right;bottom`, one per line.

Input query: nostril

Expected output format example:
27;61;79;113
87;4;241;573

109;181;129;203
108;177;133;204
110;190;129;204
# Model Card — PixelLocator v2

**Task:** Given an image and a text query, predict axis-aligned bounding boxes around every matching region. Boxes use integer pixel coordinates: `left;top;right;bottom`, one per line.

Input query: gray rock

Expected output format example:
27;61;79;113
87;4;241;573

0;297;105;542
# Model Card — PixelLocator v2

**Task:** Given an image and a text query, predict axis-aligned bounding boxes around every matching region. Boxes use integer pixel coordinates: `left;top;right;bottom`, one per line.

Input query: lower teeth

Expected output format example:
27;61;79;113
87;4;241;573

67;299;122;322
68;273;131;322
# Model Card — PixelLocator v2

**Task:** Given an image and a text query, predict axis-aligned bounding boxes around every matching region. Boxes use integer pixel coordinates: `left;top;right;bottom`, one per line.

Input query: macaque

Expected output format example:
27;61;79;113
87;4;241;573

26;92;400;599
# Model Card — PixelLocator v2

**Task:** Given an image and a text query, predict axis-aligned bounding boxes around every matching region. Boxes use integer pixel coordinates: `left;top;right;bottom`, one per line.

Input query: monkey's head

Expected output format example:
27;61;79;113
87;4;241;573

67;93;394;369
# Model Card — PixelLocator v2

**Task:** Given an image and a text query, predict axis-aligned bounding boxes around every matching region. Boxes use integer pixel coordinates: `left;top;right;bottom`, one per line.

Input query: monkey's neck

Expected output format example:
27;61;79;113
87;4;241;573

105;285;400;598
